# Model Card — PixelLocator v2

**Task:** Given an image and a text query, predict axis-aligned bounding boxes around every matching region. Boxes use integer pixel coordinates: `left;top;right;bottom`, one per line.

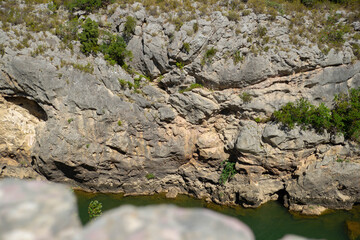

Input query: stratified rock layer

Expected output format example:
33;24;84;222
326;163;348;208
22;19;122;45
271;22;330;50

0;2;360;214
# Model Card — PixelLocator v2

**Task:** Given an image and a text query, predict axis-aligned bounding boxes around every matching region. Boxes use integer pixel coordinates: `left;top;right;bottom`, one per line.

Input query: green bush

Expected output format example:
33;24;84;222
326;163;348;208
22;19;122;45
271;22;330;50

79;18;99;55
123;16;136;39
219;160;236;185
55;18;79;45
193;22;199;33
101;34;132;66
232;51;244;64
0;44;4;57
179;83;203;93
240;92;252;103
273;89;360;141
332;88;360;141
67;0;113;12
273;98;331;132
146;173;155;180
256;25;267;37
201;47;217;65
88;200;102;220
182;42;190;53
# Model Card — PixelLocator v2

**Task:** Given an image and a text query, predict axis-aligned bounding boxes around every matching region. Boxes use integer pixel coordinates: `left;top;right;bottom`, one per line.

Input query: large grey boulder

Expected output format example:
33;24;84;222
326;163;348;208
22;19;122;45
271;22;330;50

286;159;360;214
0;179;81;240
74;205;255;240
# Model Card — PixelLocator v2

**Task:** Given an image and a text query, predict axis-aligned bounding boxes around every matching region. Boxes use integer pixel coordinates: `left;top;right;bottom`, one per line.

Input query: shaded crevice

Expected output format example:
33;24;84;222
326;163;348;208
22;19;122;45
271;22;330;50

54;161;85;183
4;96;48;121
106;145;126;155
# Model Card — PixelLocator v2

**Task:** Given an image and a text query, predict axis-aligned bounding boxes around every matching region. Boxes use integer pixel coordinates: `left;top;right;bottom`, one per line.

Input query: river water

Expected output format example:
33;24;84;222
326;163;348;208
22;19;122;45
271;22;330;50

75;191;360;240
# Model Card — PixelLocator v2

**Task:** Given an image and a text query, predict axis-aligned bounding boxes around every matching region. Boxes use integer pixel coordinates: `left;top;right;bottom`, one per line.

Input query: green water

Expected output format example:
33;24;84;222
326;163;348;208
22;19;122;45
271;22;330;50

75;191;360;240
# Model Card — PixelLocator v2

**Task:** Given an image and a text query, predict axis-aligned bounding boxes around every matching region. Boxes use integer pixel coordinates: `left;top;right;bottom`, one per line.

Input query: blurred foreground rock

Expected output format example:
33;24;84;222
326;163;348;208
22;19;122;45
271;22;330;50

0;179;315;240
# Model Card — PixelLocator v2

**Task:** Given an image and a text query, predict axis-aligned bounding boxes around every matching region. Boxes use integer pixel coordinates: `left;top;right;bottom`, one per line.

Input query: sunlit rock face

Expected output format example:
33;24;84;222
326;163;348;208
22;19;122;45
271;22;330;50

0;1;360;214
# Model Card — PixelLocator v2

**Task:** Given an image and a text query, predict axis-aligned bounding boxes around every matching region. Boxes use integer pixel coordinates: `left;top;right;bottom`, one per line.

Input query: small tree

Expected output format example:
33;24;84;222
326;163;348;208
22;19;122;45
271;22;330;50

123;16;136;40
101;34;132;66
88;200;102;220
79;18;99;55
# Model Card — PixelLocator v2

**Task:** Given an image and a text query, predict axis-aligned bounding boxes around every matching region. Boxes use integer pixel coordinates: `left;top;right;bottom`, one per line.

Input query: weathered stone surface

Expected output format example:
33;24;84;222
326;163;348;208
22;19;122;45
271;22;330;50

74;205;255;240
170;92;219;124
0;179;80;240
262;124;330;150
1;0;360;215
235;121;264;155
286;159;360;212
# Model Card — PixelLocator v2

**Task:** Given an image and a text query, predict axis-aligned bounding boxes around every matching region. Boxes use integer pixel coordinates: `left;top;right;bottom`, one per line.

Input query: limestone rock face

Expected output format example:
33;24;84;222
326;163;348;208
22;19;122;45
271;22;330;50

1;1;360;214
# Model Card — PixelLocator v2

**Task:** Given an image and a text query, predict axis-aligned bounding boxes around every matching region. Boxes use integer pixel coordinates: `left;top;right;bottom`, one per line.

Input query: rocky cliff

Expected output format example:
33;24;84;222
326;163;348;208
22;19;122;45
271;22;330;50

1;0;360;215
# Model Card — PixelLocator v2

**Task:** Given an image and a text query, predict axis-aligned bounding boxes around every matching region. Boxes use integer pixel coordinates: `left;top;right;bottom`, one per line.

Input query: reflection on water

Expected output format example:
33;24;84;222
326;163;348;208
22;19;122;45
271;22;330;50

75;191;360;240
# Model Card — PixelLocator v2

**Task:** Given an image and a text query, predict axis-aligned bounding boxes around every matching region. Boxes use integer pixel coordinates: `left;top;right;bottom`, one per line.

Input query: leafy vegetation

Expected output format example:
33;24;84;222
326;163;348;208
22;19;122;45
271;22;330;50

232;51;244;64
219;160;236;185
55;18;79;45
67;0;114;12
179;83;203;93
146;173;155;179
182;42;190;54
88;200;102;220
101;33;132;66
240;92;252;103
123;16;136;39
201;47;217;65
79;18;99;55
273;88;360;141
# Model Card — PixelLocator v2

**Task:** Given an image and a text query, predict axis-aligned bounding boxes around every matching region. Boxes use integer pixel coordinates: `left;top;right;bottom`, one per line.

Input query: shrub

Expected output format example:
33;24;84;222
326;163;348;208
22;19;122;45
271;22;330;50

146;173;155;180
182;42;190;53
67;0;114;12
332;88;360;141
193;22;199;33
201;47;217;65
179;83;203;93
176;61;185;69
173;17;183;31
55;18;79;45
351;43;360;60
232;51;244;64
101;34;132;66
227;10;240;22
273;98;331;132
219;160;236;185
0;44;5;57
88;200;102;220
123;16;136;39
79;18;99;55
240;92;252;103
118;78;127;88
242;9;251;16
256;25;267;37
273;90;360;140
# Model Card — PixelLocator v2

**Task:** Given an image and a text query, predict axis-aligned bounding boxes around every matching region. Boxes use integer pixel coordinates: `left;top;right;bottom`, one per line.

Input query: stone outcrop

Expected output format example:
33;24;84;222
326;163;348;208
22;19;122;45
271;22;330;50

0;1;360;215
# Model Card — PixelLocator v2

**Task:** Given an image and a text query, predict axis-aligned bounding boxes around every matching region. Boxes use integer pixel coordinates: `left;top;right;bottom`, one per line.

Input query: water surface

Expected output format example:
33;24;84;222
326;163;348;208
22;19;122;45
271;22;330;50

75;191;360;240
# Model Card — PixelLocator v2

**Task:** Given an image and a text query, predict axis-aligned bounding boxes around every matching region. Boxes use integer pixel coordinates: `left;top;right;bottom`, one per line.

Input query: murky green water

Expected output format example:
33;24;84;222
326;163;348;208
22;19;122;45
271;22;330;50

75;191;360;240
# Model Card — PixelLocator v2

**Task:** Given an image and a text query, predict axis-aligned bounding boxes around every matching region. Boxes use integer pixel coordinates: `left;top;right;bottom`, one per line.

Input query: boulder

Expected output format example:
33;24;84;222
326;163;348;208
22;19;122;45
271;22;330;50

74;205;255;240
0;179;81;240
